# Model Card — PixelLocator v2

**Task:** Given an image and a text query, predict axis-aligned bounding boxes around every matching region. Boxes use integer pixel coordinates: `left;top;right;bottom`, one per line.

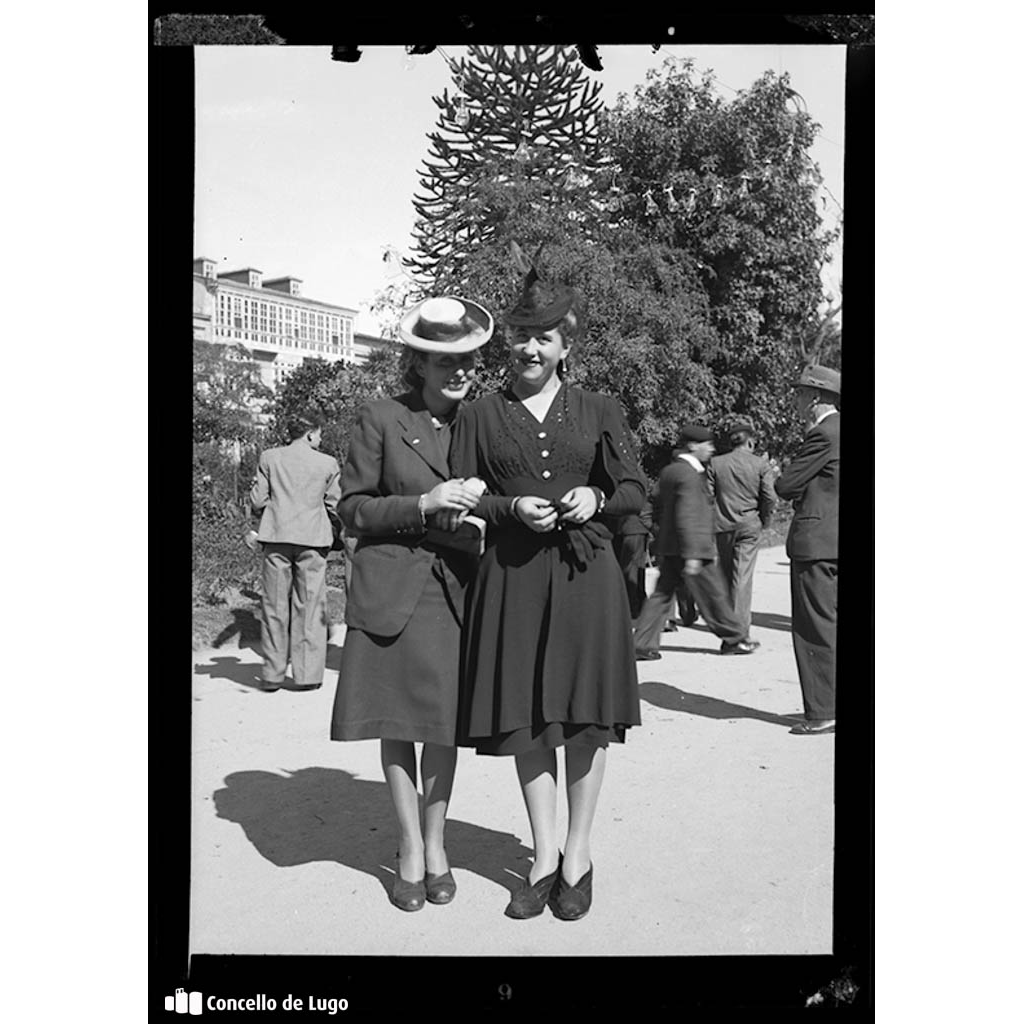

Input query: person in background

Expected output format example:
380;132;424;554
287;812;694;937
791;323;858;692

246;412;341;692
706;417;776;642
774;365;840;736
450;257;645;922
633;426;759;660
329;296;492;910
612;499;653;622
648;477;698;632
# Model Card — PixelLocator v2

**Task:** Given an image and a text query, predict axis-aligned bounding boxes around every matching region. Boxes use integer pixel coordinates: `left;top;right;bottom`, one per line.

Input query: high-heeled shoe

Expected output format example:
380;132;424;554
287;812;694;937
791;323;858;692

425;869;457;905
505;860;560;919
550;859;593;921
390;853;426;912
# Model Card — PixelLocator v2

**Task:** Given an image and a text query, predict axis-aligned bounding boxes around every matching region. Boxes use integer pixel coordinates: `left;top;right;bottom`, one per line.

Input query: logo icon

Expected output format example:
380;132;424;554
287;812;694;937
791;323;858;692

164;989;203;1015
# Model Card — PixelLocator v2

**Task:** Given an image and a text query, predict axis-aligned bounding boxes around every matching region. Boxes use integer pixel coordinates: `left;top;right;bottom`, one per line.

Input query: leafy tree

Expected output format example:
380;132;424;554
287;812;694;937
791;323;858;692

268;349;402;468
607;59;839;456
394;53;838;465
426;179;721;476
193;340;272;507
192;340;271;444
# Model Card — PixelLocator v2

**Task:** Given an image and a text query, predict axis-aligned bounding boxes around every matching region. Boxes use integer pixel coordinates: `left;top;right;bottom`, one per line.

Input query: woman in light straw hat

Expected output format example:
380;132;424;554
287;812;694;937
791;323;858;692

330;296;492;912
449;253;645;921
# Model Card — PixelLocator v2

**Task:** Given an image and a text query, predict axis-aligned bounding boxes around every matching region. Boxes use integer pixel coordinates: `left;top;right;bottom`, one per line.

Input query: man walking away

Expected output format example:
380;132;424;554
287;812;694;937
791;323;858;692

245;411;342;692
775;366;840;735
707;418;776;641
634;426;758;660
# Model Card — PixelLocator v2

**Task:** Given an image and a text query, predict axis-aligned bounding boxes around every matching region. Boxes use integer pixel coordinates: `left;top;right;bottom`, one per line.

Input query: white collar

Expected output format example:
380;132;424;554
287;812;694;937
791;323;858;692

676;452;705;473
813;408;839;427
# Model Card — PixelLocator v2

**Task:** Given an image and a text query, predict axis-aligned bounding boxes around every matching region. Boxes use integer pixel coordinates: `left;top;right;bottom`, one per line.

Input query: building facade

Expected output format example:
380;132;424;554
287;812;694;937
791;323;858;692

193;258;392;390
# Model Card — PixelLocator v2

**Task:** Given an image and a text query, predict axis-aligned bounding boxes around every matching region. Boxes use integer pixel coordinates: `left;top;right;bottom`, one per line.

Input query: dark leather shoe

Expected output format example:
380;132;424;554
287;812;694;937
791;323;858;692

254;679;281;692
289;682;322;691
425;870;457;905
635;648;662;661
390;854;426;912
790;720;836;735
662;621;678;632
720;640;757;655
505;864;559;919
550;862;593;921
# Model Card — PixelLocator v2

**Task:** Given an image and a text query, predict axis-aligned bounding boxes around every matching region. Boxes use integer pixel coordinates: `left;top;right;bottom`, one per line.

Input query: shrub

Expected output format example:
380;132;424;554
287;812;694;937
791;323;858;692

192;502;261;606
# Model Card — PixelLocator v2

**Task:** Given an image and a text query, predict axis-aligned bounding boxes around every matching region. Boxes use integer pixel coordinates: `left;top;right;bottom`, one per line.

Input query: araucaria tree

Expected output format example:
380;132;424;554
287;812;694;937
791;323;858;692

408;45;608;287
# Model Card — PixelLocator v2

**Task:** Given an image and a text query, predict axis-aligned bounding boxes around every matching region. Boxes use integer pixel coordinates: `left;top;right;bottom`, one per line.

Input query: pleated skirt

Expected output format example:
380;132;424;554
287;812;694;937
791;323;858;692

459;530;641;756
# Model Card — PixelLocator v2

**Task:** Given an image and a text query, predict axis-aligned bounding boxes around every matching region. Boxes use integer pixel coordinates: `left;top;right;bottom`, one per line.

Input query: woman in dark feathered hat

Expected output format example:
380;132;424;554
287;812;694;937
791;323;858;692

450;248;646;921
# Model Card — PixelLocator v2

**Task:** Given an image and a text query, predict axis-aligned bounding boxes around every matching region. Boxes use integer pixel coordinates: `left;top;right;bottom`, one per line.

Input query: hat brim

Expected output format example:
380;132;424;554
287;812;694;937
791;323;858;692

793;377;841;394
398;297;494;353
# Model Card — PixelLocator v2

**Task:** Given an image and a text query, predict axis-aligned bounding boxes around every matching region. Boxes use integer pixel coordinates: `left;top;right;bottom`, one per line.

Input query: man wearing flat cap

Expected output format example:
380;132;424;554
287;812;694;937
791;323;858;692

707;417;777;642
634;426;758;659
775;365;840;735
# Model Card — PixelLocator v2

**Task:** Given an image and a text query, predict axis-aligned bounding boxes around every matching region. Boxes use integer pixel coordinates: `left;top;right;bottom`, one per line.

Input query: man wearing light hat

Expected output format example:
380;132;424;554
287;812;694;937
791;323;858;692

634;425;758;659
775;365;840;735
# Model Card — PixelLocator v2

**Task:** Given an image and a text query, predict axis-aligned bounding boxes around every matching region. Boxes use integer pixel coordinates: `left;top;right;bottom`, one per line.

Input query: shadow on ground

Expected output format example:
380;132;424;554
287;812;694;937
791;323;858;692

211;607;262;648
212;767;534;897
656;644;721;656
194;656;329;693
639;681;797;727
194;656;264;689
750;611;793;632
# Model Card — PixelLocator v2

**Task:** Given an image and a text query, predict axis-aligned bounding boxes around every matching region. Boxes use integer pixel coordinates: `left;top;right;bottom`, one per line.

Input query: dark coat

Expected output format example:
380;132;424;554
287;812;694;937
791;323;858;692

774;412;840;561
340;391;472;637
653;456;716;561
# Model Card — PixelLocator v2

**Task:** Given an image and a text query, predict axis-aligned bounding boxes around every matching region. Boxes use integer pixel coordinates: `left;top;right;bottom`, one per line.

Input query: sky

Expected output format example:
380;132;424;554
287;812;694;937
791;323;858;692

194;44;846;335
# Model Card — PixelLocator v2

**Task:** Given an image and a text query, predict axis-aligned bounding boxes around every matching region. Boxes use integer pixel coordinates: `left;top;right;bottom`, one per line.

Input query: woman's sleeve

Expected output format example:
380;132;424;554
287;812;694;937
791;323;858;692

340;404;423;536
450;399;518;525
593;395;647;517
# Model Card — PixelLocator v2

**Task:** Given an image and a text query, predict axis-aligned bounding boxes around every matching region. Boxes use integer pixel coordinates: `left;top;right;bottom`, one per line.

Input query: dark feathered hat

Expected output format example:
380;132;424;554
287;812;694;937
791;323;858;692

503;242;578;330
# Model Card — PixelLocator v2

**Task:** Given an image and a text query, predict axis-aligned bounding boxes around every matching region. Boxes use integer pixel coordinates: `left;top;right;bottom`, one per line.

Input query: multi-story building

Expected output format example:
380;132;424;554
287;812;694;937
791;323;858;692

193;258;392;389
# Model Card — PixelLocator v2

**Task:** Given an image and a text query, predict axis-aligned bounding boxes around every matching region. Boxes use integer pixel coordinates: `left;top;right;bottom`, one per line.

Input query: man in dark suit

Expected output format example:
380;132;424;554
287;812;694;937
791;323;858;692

246;412;342;692
634;426;757;660
707;417;777;640
775;365;840;735
612;502;653;622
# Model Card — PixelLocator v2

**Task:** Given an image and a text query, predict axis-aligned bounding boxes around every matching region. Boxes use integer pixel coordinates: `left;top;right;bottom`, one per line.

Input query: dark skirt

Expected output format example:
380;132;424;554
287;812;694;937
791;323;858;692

330;558;462;746
459;525;641;755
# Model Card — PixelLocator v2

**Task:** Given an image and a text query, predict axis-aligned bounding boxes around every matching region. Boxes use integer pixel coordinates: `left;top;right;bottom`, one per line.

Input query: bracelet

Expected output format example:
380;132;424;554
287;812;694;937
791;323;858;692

510;496;523;522
417;493;428;527
591;487;607;514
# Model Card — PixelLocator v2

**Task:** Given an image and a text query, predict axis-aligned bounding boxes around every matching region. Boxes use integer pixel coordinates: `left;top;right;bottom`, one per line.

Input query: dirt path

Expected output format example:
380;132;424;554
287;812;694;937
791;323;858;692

190;544;833;956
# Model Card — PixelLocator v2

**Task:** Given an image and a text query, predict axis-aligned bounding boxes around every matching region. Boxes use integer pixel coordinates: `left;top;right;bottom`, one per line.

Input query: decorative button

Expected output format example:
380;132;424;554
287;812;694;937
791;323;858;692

538;431;547;438
542;470;551;479
540;450;550;458
412;438;421;445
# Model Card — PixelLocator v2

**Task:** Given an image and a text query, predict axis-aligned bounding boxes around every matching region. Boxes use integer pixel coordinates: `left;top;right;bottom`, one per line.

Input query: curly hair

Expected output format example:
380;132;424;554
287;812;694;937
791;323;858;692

397;346;425;391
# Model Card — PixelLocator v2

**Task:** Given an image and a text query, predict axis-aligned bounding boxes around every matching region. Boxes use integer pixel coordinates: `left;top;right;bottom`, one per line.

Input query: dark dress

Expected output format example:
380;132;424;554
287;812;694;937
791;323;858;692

449;385;645;755
330;393;475;747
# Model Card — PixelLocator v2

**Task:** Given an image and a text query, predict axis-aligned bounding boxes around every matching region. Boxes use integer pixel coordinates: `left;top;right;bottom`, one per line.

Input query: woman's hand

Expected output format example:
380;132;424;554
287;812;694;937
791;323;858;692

557;486;599;524
514;496;559;533
421;478;483;516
